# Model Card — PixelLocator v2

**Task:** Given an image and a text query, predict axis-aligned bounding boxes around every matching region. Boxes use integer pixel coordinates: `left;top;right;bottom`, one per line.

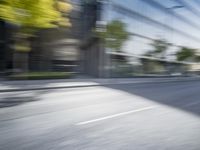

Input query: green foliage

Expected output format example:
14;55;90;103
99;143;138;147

9;72;72;80
150;39;169;57
176;47;195;61
97;20;129;51
0;0;71;53
0;0;71;29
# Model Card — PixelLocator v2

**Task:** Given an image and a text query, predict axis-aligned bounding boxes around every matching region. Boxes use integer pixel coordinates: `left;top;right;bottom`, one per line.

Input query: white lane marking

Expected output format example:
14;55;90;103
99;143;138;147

76;106;156;125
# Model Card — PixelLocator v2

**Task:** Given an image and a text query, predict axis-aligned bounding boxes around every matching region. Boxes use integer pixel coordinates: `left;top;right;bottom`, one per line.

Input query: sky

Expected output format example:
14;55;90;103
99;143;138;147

101;0;200;59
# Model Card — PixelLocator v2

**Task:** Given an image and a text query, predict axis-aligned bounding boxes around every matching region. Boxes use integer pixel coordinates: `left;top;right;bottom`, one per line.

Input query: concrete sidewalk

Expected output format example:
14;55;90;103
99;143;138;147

0;77;199;92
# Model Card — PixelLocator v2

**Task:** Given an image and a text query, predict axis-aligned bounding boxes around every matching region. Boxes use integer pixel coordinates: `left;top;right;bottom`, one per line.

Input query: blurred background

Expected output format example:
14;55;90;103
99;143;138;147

1;1;200;150
1;0;200;80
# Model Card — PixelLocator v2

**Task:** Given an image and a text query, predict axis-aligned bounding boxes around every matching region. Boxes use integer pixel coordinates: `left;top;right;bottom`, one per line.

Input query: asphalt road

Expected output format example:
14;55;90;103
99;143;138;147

0;80;200;150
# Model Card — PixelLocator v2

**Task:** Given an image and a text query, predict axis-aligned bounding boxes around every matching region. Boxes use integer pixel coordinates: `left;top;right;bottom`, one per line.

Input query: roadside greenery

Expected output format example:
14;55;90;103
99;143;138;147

0;0;72;72
9;72;72;80
97;20;129;51
148;39;169;59
176;47;195;61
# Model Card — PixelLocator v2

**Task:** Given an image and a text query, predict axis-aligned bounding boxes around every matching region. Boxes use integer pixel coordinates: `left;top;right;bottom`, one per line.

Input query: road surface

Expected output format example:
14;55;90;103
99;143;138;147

0;80;200;150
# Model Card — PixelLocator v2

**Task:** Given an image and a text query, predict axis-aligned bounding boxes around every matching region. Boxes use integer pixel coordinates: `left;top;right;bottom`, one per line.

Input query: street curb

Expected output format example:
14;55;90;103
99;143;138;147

0;77;199;93
0;84;100;93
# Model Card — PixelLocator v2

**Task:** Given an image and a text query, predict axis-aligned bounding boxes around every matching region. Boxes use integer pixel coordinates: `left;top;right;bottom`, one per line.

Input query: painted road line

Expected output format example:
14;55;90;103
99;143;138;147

76;106;157;125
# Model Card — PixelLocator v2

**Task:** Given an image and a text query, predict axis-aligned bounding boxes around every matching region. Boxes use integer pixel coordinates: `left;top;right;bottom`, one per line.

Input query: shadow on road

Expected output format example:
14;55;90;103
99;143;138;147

0;96;38;108
0;90;48;108
105;81;200;117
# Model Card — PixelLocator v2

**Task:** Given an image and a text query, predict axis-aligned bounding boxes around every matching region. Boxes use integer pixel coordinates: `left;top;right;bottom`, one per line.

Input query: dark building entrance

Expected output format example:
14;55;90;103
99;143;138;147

0;20;13;74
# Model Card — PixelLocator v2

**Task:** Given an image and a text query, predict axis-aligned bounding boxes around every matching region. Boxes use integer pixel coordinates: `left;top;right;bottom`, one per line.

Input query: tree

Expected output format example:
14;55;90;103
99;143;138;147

176;47;195;61
150;39;169;58
0;0;72;72
97;20;129;51
0;0;71;29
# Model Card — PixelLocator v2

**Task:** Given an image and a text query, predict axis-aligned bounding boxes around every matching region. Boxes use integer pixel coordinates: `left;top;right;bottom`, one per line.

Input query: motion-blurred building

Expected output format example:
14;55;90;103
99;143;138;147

1;0;200;78
79;0;107;77
0;0;81;74
29;0;82;73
